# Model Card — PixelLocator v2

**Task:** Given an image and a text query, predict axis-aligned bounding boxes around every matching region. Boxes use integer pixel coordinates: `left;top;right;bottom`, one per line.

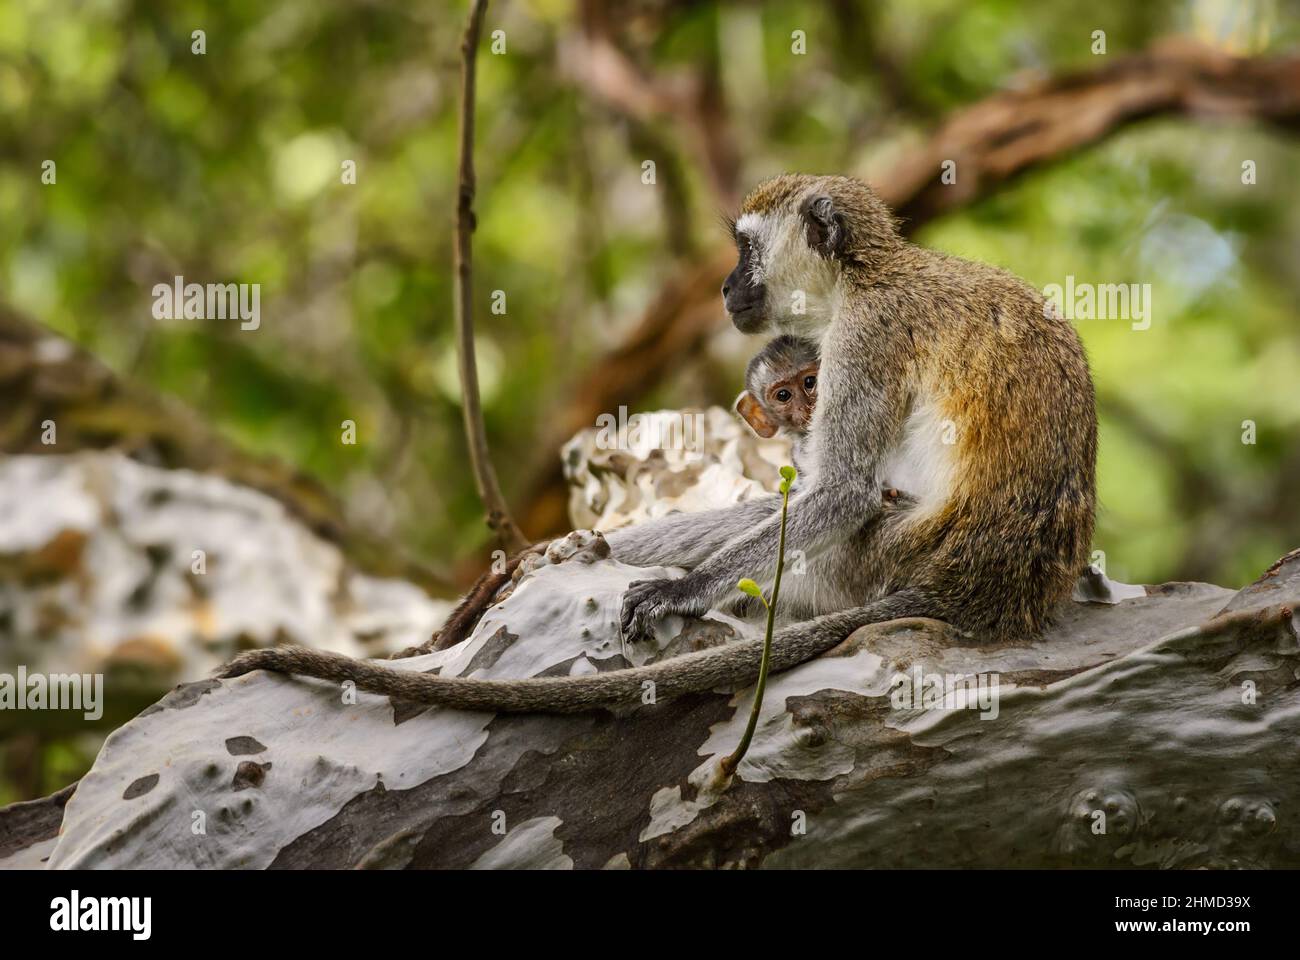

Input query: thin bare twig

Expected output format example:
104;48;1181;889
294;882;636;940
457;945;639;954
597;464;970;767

453;0;528;553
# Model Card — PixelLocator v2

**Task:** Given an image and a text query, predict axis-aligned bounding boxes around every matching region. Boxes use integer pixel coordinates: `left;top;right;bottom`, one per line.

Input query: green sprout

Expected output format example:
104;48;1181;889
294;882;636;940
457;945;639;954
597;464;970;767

723;464;796;776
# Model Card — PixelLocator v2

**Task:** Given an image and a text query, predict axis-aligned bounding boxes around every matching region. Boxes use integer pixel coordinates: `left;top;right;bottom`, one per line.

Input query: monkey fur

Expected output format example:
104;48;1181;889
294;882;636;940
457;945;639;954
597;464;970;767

218;174;1096;713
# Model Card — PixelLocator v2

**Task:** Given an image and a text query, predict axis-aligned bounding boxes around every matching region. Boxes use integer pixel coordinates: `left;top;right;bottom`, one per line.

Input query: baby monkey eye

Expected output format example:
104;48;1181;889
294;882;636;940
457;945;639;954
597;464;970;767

803;375;817;391
775;388;792;403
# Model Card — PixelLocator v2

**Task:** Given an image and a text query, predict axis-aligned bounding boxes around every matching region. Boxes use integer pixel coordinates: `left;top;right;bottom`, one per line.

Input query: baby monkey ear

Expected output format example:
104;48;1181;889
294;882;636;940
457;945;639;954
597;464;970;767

802;193;847;260
735;391;779;439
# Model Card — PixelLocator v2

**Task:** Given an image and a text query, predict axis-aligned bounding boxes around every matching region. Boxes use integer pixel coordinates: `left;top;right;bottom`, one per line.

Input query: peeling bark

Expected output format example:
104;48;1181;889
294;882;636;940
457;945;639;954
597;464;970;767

6;550;1296;870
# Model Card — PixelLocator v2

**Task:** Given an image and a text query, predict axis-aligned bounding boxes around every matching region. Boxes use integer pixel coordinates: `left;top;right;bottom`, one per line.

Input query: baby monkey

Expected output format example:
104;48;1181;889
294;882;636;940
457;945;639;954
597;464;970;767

735;334;911;508
735;334;819;446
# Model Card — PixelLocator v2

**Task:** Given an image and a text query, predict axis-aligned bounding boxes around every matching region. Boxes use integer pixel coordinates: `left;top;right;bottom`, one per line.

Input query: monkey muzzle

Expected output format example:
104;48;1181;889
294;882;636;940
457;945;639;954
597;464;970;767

722;276;768;332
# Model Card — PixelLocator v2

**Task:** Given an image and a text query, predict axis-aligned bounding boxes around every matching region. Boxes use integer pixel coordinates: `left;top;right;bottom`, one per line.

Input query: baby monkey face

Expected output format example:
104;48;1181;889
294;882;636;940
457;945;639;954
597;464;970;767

764;362;819;432
736;334;822;439
735;356;820;439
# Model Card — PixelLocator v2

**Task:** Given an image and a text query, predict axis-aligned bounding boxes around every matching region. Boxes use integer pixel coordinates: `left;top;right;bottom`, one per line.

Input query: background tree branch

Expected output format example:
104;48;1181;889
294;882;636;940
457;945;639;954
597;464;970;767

0;303;453;596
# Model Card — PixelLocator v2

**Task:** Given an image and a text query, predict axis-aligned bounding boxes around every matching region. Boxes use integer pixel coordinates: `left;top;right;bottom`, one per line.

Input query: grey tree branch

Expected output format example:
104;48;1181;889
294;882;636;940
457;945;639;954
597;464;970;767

453;0;528;553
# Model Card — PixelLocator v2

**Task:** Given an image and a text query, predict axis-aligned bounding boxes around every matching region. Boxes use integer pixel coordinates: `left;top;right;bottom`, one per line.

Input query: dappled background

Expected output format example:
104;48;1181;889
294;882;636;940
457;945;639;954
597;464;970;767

1;0;1298;802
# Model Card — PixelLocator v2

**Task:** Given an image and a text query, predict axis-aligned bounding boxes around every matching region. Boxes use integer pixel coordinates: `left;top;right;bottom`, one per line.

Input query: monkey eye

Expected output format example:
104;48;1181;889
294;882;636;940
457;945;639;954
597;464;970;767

775;388;792;403
803;375;817;391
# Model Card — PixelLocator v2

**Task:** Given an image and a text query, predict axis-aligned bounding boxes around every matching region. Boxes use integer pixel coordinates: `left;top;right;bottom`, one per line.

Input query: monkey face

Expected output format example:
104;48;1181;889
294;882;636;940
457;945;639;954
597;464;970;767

726;195;842;336
726;175;902;341
765;362;819;432
736;361;819;438
722;231;769;332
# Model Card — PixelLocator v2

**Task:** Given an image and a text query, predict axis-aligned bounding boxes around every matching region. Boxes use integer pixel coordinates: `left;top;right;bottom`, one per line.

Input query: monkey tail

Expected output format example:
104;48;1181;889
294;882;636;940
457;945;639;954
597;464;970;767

215;590;936;714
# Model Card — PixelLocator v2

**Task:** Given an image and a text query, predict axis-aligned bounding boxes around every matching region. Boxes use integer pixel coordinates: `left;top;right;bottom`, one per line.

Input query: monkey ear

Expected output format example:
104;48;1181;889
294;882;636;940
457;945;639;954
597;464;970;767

735;391;779;439
802;194;847;260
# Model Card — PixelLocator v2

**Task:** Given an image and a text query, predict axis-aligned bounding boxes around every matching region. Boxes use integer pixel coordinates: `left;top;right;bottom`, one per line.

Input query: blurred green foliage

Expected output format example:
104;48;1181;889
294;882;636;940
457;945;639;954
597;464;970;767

1;0;1297;601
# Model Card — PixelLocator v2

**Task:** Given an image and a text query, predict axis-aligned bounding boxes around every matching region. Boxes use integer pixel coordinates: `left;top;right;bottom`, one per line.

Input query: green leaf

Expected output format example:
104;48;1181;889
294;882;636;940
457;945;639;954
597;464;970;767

779;464;797;494
736;578;763;598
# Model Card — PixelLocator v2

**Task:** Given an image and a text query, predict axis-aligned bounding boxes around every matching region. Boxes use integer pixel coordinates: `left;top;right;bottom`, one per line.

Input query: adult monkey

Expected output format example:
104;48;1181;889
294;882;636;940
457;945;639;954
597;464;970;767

612;173;1095;642
219;175;1096;711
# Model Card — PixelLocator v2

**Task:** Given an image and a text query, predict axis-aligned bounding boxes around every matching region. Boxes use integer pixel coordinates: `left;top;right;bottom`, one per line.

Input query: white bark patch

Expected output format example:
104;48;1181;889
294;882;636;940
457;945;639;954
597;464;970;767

47;652;494;869
698;648;888;782
470;817;572;870
0;454;448;680
43;548;754;869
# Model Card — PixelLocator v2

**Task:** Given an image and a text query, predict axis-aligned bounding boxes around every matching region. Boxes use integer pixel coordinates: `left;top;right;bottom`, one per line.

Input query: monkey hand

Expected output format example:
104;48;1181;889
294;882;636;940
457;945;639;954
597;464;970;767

619;576;709;645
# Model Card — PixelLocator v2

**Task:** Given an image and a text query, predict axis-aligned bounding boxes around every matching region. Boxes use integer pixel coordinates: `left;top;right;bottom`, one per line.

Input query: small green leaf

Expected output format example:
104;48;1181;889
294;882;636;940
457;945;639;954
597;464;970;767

780;465;797;483
737;578;763;598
